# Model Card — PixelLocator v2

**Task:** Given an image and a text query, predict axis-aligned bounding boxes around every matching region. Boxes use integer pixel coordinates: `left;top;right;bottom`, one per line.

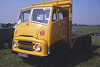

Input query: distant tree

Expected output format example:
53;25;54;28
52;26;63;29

7;23;11;26
2;24;8;28
74;23;77;26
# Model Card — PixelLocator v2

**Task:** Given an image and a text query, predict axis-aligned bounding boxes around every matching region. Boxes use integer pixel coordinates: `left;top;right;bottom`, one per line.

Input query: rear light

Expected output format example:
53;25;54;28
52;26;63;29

40;30;45;36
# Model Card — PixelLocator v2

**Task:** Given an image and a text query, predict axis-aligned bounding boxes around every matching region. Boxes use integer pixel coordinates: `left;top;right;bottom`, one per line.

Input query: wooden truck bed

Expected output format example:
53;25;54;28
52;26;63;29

72;32;95;39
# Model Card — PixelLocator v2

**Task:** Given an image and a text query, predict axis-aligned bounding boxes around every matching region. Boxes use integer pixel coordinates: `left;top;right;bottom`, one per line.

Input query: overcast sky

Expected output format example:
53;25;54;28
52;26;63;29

0;0;100;25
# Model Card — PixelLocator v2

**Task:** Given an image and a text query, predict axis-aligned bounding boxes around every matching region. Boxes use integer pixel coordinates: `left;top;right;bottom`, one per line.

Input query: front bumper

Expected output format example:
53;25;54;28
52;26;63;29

11;49;47;59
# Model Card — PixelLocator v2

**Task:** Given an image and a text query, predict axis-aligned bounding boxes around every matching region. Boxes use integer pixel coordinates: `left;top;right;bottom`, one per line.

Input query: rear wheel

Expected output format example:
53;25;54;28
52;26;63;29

84;36;92;50
72;36;92;52
71;36;92;62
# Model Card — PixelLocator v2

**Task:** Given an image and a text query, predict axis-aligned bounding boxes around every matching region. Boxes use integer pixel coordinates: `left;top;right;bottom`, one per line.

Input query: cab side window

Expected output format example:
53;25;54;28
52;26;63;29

58;10;63;20
58;10;67;21
52;9;57;21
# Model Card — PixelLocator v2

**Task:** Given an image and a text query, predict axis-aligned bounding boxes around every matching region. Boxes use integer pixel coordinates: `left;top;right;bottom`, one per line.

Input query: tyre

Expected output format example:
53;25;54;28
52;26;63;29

85;36;92;50
4;43;9;49
72;36;92;52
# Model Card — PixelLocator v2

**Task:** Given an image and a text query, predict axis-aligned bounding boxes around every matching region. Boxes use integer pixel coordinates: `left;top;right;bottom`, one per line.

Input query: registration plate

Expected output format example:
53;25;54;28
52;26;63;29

18;53;28;58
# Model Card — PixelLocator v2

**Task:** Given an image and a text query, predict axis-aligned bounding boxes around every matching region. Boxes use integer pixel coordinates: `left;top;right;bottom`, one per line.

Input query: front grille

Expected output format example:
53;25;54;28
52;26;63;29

18;41;35;45
18;41;35;51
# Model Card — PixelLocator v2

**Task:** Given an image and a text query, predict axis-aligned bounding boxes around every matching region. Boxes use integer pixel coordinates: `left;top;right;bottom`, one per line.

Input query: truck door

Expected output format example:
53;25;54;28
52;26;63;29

50;8;60;45
50;8;68;45
58;9;68;40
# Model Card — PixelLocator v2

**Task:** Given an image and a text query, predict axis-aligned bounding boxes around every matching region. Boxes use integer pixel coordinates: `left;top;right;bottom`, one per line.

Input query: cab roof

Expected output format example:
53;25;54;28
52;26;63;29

21;0;72;11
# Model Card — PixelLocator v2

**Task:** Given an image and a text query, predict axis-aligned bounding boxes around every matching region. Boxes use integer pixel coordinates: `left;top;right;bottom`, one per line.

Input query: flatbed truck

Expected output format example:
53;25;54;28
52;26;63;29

11;0;97;59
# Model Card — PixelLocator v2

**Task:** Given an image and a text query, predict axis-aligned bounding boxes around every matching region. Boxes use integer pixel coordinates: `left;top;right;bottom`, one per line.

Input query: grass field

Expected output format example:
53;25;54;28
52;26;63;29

72;25;100;33
0;26;100;67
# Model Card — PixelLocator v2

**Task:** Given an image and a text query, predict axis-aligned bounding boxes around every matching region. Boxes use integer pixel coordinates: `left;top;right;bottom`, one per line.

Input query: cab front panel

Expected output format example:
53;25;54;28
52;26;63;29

12;36;48;56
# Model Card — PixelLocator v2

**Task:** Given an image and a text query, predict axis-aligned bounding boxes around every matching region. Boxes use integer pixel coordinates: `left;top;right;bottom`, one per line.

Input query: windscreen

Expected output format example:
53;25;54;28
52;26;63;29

17;9;31;24
31;7;51;24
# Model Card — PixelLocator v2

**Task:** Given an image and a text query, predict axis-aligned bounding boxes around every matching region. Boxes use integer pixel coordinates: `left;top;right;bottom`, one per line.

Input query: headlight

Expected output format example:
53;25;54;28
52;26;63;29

13;41;17;47
35;44;41;51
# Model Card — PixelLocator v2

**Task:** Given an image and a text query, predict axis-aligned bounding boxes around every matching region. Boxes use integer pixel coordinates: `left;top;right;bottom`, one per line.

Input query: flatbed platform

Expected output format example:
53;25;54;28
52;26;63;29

72;32;96;39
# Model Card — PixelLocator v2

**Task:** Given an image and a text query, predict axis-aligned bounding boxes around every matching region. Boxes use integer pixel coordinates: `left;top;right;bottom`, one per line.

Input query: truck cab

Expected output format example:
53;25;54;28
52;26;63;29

12;0;72;58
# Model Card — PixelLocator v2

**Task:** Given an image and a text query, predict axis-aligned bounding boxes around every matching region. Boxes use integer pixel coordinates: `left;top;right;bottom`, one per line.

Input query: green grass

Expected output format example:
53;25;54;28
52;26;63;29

0;25;100;67
92;36;100;46
72;25;100;33
0;49;33;67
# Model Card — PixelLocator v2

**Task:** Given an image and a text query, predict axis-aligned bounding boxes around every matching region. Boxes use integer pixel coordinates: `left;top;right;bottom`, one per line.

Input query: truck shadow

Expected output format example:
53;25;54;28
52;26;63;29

23;45;100;67
68;45;100;66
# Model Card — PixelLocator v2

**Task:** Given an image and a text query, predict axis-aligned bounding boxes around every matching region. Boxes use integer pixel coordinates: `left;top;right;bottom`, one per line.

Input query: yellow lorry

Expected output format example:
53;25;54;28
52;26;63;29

11;0;96;59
